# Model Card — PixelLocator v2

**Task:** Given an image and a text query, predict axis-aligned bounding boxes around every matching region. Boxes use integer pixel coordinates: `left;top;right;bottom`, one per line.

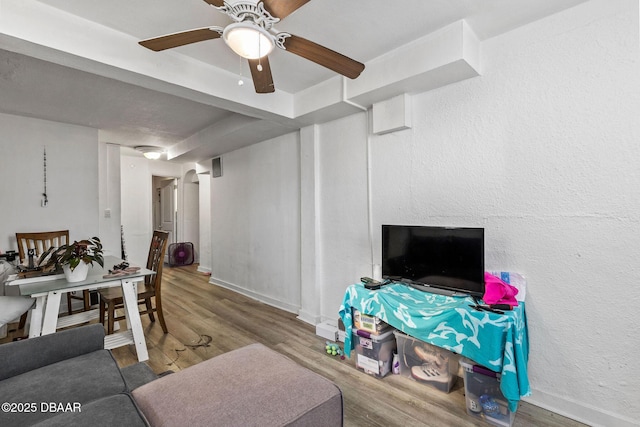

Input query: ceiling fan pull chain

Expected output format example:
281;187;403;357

238;55;244;86
257;33;263;71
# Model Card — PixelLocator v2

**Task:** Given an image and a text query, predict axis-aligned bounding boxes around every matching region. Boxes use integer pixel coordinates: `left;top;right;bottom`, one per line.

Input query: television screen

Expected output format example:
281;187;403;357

382;225;485;297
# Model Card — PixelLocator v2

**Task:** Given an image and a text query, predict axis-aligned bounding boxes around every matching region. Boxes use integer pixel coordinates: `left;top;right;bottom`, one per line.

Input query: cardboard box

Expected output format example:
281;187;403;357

352;308;391;335
315;320;339;341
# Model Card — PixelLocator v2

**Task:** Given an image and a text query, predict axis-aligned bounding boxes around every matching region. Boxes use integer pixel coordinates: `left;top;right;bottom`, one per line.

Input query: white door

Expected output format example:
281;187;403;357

159;179;176;262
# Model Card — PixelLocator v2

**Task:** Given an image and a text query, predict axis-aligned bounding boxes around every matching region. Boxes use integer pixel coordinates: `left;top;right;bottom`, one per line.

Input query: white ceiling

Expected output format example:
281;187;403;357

0;0;586;162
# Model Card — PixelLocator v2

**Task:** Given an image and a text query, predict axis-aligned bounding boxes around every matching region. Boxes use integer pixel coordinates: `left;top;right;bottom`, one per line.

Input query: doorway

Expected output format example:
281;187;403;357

152;176;177;263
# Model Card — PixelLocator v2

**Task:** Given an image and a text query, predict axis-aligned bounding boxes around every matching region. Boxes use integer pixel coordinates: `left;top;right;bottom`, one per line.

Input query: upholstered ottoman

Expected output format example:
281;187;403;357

132;343;343;427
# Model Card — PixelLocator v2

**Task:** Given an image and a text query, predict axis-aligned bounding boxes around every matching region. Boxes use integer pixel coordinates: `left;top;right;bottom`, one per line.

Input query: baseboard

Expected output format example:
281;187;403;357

196;265;211;274
201;283;325;332
296;309;321;326
525;388;639;427
208;276;300;315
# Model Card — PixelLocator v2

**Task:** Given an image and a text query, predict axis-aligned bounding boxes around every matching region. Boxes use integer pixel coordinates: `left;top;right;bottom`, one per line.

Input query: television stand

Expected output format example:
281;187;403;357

339;281;530;412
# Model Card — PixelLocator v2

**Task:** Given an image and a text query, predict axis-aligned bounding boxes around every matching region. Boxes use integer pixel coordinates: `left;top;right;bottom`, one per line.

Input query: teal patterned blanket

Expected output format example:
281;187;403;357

339;283;530;411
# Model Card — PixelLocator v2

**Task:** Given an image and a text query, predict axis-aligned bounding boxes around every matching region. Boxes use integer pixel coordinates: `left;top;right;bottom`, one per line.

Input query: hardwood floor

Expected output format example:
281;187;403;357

3;264;586;427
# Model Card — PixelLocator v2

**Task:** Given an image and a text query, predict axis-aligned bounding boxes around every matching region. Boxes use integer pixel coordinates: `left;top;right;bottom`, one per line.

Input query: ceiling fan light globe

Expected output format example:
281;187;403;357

135;146;163;160
223;22;274;59
143;151;162;160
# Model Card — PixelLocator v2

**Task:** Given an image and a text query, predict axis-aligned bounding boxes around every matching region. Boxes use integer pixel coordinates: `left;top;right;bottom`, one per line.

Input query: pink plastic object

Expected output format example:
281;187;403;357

483;273;519;306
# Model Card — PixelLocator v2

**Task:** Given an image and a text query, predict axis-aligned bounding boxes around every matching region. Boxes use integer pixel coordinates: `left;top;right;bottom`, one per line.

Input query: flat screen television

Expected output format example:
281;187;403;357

382;225;485;297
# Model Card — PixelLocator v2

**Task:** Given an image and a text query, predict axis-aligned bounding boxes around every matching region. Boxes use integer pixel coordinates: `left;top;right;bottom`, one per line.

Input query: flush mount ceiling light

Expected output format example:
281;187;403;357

223;21;274;59
135;146;163;160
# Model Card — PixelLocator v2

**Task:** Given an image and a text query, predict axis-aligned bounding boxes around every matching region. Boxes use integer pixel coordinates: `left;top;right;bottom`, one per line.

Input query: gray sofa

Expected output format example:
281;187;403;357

0;324;343;426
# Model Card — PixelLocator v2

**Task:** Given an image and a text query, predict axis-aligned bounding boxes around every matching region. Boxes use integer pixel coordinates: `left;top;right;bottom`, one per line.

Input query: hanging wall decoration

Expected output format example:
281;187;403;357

42;146;48;207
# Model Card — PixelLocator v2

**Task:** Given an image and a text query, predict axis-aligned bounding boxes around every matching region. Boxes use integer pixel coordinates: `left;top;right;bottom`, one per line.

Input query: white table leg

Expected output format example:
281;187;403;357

41;291;61;335
28;295;47;338
121;279;148;362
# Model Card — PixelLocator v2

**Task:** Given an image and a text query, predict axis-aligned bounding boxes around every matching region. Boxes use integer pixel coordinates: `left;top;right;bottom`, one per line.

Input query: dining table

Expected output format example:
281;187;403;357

6;255;153;362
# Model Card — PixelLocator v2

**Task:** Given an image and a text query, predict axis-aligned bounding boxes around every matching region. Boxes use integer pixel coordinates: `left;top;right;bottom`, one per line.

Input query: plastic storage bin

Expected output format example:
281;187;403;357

394;330;459;393
460;358;516;427
353;328;396;378
352;308;391;335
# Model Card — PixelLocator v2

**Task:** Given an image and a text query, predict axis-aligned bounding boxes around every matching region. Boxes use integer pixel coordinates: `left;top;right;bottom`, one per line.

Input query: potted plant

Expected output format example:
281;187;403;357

39;237;104;282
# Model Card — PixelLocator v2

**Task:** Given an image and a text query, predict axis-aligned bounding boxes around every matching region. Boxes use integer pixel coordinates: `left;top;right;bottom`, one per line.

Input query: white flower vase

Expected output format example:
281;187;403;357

63;262;89;283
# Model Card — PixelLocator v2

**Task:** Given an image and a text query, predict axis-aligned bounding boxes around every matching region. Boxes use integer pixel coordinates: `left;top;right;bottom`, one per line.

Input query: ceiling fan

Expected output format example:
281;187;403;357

139;0;365;94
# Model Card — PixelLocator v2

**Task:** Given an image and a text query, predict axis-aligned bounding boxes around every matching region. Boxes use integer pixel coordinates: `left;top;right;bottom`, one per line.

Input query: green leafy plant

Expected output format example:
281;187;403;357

39;237;104;271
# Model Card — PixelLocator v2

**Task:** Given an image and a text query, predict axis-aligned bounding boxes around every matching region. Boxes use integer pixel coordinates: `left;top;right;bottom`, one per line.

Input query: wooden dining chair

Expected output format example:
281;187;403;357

98;230;170;335
16;230;69;264
15;230;91;324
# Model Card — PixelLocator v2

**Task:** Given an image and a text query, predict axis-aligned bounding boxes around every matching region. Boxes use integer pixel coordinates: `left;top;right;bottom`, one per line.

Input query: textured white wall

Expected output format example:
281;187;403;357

182;171;200;263
120;155;185;266
0;113;100;251
197;1;639;424
316;113;372;317
120;155;153;266
315;1;639;425
98;142;121;257
209;132;301;312
198;173;212;273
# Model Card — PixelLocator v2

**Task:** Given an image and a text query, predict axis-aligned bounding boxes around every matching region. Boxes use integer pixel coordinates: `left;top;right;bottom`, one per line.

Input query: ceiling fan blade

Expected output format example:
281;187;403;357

201;0;225;7
282;34;365;79
262;0;311;19
139;27;222;52
248;57;275;93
